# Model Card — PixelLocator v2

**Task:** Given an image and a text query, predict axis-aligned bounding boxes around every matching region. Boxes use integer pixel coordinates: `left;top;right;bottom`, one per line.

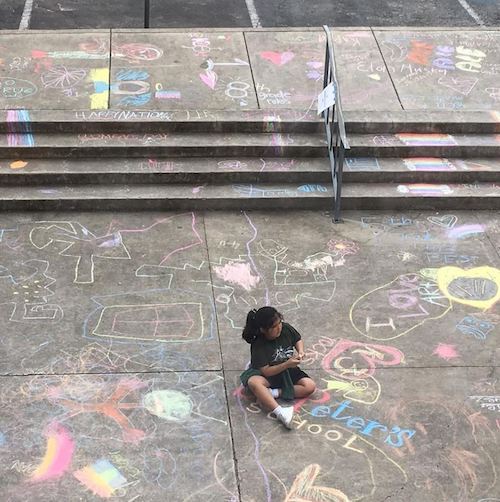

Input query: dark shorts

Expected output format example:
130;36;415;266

266;367;310;388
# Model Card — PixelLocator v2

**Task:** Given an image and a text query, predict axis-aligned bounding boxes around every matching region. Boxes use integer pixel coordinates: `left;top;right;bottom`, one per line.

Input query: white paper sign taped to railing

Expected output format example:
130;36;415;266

317;82;336;114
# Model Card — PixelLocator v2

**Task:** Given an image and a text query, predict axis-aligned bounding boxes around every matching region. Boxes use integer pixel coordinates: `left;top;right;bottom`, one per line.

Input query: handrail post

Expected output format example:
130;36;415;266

321;25;350;224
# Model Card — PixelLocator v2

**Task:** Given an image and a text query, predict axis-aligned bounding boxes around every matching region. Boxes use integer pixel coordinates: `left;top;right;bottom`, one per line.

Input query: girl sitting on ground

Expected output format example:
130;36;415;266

240;306;316;429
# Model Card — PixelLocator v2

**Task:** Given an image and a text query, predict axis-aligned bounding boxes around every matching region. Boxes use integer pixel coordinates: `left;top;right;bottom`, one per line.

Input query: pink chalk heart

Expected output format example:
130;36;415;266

199;70;217;90
260;51;295;66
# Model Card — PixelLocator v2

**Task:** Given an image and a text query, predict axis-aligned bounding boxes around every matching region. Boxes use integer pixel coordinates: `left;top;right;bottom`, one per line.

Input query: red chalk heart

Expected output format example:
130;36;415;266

260;51;295;66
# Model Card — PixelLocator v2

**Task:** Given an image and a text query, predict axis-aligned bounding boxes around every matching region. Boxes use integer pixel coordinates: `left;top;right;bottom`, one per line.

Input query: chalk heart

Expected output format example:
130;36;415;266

260;51;295;66
437;266;500;310
427;214;458;228
286;464;349;502
199;70;217;90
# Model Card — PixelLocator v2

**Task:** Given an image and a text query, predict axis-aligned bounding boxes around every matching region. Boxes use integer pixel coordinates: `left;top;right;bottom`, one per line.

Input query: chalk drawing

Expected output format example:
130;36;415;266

31;422;75;482
74;459;127;498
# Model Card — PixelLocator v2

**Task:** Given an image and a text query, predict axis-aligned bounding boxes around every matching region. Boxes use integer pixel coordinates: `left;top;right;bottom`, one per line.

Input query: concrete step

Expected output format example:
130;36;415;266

0;157;330;184
345;111;500;134
1;157;498;185
3;110;498;134
344;157;500;182
0;182;496;210
347;133;500;157
1;109;322;134
0;132;327;158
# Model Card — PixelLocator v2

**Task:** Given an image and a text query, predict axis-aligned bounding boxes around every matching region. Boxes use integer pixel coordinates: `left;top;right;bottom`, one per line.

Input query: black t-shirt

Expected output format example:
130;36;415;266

251;322;301;369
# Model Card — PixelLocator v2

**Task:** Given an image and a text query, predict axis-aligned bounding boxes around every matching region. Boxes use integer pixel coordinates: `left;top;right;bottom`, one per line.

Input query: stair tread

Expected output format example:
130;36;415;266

0;132;325;148
0;157;330;174
0;182;497;199
1;157;499;175
348;133;500;147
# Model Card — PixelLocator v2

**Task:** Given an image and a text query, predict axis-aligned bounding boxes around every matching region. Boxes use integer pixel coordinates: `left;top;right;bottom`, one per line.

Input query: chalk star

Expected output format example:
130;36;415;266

432;343;459;361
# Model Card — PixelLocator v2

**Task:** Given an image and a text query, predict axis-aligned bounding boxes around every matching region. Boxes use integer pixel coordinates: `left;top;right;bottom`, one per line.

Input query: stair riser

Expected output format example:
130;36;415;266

346;123;500;134
0;170;495;186
348;146;500;158
3;146;497;159
0;146;328;158
1;122;324;134
4;121;498;135
0;196;497;211
0;172;332;185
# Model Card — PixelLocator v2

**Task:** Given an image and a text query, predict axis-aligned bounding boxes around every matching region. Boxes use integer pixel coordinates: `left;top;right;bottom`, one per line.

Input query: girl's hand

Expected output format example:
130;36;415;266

285;356;301;368
297;352;305;360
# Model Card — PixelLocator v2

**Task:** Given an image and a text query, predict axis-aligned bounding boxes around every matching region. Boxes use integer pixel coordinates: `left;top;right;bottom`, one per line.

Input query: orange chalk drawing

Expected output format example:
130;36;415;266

10;160;28;169
50;378;147;443
285;464;350;501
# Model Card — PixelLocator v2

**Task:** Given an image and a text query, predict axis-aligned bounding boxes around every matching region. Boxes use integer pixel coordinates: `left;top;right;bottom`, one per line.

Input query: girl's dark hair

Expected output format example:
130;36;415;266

242;306;281;344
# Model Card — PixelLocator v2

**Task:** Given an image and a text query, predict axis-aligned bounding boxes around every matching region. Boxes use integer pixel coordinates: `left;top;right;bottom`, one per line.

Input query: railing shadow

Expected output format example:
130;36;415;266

322;25;350;223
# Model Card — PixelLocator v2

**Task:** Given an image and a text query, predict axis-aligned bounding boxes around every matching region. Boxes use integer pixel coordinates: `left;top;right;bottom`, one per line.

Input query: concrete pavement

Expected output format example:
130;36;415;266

0;209;498;500
0;24;499;502
1;27;500;112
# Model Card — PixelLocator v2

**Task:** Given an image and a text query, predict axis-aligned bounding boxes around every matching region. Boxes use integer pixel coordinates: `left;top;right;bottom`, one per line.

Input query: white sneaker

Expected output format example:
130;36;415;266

276;406;294;429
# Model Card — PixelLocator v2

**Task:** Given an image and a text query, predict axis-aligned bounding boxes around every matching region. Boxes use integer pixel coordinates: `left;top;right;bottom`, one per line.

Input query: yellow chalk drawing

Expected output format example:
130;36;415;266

349;272;452;341
434;266;500;310
323;378;381;406
89;68;109;110
10;160;28;169
285;464;350;502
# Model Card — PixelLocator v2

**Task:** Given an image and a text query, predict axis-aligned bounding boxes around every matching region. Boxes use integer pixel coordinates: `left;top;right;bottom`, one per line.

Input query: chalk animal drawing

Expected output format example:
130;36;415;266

29;221;130;284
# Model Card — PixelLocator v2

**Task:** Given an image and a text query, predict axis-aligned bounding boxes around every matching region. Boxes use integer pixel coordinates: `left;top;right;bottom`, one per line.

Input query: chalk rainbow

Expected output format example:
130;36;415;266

74;459;127;498
447;224;485;239
397;184;453;196
403;157;456;171
31;423;75;482
397;133;457;146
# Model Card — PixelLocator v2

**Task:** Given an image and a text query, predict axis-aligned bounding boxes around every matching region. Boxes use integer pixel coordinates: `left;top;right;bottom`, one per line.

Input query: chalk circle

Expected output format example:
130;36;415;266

143;390;193;421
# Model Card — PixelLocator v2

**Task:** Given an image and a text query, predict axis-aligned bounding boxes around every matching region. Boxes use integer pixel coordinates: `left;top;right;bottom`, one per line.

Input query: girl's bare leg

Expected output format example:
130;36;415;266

247;375;278;411
293;377;316;398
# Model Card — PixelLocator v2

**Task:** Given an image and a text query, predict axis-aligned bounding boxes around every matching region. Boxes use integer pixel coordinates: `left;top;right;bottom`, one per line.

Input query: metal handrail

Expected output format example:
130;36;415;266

321;25;350;223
